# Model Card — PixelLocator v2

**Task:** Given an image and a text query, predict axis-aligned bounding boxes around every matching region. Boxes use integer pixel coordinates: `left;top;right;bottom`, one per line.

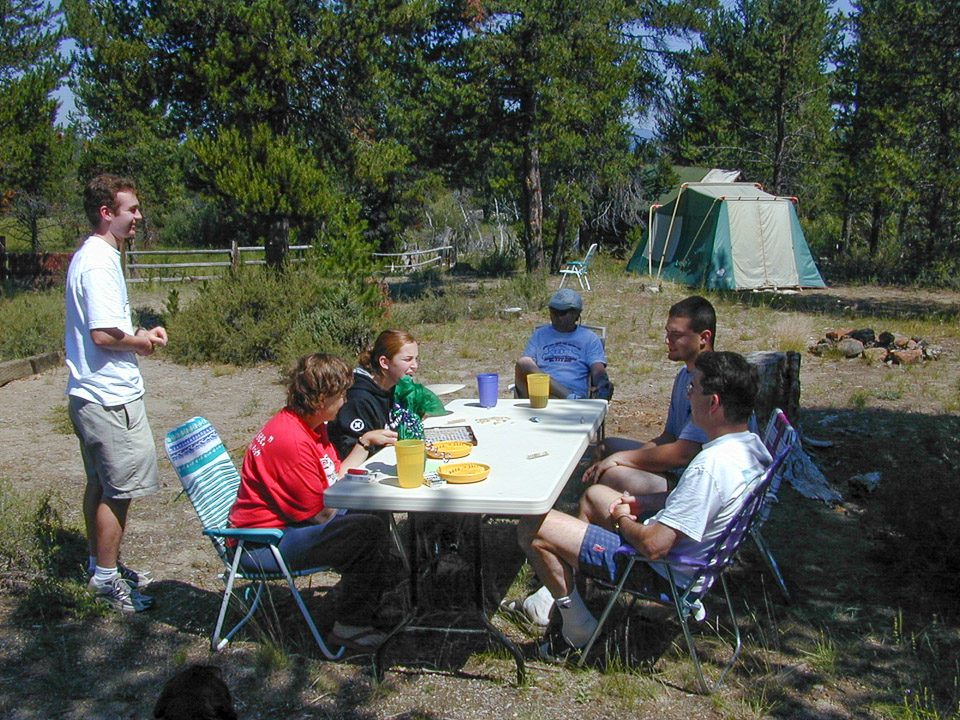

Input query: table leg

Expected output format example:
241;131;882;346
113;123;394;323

373;513;525;685
472;514;525;684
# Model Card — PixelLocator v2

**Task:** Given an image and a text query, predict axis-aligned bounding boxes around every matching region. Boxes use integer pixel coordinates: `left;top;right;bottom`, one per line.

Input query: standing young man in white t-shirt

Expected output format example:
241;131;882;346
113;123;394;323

65;174;168;612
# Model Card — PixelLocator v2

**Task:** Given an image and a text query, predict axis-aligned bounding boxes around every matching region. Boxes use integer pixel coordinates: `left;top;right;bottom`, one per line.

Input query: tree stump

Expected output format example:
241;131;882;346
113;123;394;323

744;350;801;428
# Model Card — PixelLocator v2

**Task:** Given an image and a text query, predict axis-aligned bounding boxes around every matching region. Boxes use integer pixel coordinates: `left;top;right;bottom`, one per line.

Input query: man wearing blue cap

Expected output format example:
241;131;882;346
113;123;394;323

514;288;613;401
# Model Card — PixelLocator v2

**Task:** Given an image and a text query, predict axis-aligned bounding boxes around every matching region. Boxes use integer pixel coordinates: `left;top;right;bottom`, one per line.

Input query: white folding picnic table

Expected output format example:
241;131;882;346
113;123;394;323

324;397;608;682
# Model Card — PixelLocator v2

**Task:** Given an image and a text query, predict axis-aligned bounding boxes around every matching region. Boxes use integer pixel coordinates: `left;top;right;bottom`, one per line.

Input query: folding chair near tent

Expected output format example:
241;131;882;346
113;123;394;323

558;242;598;290
577;427;796;694
164;416;344;659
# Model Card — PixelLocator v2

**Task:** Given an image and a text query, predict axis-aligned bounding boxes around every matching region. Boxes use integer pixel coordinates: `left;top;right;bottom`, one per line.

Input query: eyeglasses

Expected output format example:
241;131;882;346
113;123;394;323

686;382;713;397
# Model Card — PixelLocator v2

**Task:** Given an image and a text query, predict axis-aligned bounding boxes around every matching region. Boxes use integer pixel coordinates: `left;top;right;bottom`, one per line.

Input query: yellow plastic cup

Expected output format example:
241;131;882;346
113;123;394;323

395;439;426;489
527;373;550;409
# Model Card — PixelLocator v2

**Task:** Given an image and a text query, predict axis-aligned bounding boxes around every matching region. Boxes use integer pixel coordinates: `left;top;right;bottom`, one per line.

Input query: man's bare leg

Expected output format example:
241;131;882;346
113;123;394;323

94;495;130;569
83;483;102;559
518;512;587;597
578;469;669;525
517;511;598;647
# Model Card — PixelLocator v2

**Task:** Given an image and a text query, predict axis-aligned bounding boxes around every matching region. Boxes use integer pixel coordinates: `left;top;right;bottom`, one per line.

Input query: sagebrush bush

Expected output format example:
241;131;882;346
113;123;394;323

0;286;64;361
476;249;519;277
276;284;382;367
167;264;385;366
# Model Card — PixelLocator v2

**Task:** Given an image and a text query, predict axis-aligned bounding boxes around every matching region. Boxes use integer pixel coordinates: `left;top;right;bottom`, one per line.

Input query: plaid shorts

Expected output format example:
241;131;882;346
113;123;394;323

577;524;671;596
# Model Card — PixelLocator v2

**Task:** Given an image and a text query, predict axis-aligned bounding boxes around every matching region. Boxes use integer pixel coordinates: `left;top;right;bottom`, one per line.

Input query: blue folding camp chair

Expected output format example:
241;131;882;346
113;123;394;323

577;442;793;694
164;417;344;659
755;408;798;601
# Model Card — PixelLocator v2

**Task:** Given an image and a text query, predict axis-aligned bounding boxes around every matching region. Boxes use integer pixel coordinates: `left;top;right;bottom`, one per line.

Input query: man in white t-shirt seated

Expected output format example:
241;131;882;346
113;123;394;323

517;351;771;660
514;288;613;401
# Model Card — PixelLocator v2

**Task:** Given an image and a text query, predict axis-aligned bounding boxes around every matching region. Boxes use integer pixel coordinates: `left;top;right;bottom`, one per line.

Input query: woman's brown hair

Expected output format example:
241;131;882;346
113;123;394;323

286;354;353;416
358;330;416;376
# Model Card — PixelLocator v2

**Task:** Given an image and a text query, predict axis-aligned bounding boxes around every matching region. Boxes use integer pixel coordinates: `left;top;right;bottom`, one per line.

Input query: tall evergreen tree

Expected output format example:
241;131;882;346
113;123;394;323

461;0;708;271
833;0;960;271
66;0;379;271
0;0;68;249
660;0;838;197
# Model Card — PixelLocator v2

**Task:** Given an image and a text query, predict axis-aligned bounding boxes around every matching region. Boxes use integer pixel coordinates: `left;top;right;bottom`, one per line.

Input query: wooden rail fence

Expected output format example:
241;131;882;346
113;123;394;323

372;245;454;275
122;242;311;282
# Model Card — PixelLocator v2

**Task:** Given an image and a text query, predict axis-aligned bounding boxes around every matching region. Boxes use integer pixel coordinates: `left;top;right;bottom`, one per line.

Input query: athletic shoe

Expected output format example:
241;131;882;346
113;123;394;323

117;561;153;589
87;561;153;588
87;575;152;613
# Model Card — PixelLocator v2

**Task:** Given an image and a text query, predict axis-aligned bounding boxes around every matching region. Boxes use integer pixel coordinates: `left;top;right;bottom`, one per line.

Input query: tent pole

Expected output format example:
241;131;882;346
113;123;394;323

647;204;657;277
656;186;686;281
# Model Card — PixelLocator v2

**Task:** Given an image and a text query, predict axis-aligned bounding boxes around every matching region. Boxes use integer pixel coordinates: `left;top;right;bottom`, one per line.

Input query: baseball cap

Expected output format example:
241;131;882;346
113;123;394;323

548;288;583;311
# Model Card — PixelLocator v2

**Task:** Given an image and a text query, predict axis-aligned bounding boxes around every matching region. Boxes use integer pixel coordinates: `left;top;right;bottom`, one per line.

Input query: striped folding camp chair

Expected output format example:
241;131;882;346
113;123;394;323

164;417;343;659
577;441;793;694
754;408;799;601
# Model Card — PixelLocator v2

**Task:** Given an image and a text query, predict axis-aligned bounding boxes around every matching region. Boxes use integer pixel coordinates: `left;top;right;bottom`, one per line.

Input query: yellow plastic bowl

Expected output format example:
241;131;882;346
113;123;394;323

426;440;473;460
437;462;490;484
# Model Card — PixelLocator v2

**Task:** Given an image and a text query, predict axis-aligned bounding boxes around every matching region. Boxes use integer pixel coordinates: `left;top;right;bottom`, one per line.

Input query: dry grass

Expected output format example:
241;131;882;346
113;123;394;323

1;263;959;718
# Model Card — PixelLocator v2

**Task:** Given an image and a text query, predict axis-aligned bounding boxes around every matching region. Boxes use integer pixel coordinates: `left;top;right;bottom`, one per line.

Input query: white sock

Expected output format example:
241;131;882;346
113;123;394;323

522;585;555;626
88;556;97;574
555;587;598;648
93;565;119;585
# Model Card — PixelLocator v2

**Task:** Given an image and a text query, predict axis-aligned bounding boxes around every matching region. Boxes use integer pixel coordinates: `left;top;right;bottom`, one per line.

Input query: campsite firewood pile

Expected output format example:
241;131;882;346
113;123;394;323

809;329;943;364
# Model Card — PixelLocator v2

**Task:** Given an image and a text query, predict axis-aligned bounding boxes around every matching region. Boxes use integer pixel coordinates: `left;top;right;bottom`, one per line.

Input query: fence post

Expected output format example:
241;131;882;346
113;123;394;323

0;236;6;282
127;237;138;279
231;240;239;272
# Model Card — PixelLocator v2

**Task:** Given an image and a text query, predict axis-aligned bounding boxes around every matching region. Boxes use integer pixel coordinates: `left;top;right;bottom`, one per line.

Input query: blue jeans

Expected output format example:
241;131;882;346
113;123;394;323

238;512;388;626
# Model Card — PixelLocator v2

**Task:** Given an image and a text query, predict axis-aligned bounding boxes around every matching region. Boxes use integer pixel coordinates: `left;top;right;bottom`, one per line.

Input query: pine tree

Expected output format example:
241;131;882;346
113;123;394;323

661;0;838;197
0;0;68;249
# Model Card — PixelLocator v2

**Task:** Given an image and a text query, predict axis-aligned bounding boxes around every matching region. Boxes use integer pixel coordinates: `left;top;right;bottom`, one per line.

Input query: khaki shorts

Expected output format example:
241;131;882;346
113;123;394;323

69;395;161;500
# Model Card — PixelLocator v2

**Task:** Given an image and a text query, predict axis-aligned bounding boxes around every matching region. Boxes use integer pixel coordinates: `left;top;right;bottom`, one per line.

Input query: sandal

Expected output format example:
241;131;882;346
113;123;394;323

330;621;387;653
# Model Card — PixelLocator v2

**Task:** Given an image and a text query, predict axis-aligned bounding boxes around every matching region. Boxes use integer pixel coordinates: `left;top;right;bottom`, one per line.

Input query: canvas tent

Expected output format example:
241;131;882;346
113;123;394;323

627;182;826;290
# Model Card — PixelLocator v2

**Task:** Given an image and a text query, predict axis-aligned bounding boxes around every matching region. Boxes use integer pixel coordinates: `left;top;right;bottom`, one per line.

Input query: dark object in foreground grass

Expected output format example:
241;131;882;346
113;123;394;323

154;664;237;720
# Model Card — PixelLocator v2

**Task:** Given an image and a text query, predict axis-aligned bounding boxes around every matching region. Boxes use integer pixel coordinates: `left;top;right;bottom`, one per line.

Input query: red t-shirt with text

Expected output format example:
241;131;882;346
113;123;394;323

228;408;341;529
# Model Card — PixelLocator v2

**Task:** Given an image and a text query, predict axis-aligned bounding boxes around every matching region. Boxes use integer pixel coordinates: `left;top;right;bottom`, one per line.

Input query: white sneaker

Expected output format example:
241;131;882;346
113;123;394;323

87;576;152;613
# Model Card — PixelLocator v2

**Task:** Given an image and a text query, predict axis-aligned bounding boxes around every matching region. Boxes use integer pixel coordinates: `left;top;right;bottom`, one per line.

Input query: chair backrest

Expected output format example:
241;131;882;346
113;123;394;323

164;417;242;558
757;408;797;524
680;443;793;599
580;243;598;267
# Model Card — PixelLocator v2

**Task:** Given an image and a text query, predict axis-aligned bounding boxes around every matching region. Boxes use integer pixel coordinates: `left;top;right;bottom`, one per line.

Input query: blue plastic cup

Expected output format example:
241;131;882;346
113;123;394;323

477;373;499;408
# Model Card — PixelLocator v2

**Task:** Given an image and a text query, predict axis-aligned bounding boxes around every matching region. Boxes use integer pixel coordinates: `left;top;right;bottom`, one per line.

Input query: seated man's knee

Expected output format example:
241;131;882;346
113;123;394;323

581;483;617;522
517;514;544;548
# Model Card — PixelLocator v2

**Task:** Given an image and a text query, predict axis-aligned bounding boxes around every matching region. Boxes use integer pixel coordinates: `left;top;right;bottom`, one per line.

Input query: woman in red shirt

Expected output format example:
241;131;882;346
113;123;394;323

228;354;397;651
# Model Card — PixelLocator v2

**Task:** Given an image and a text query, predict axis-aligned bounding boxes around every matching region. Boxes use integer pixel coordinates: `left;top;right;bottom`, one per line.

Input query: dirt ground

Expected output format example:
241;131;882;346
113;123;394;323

1;279;959;719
